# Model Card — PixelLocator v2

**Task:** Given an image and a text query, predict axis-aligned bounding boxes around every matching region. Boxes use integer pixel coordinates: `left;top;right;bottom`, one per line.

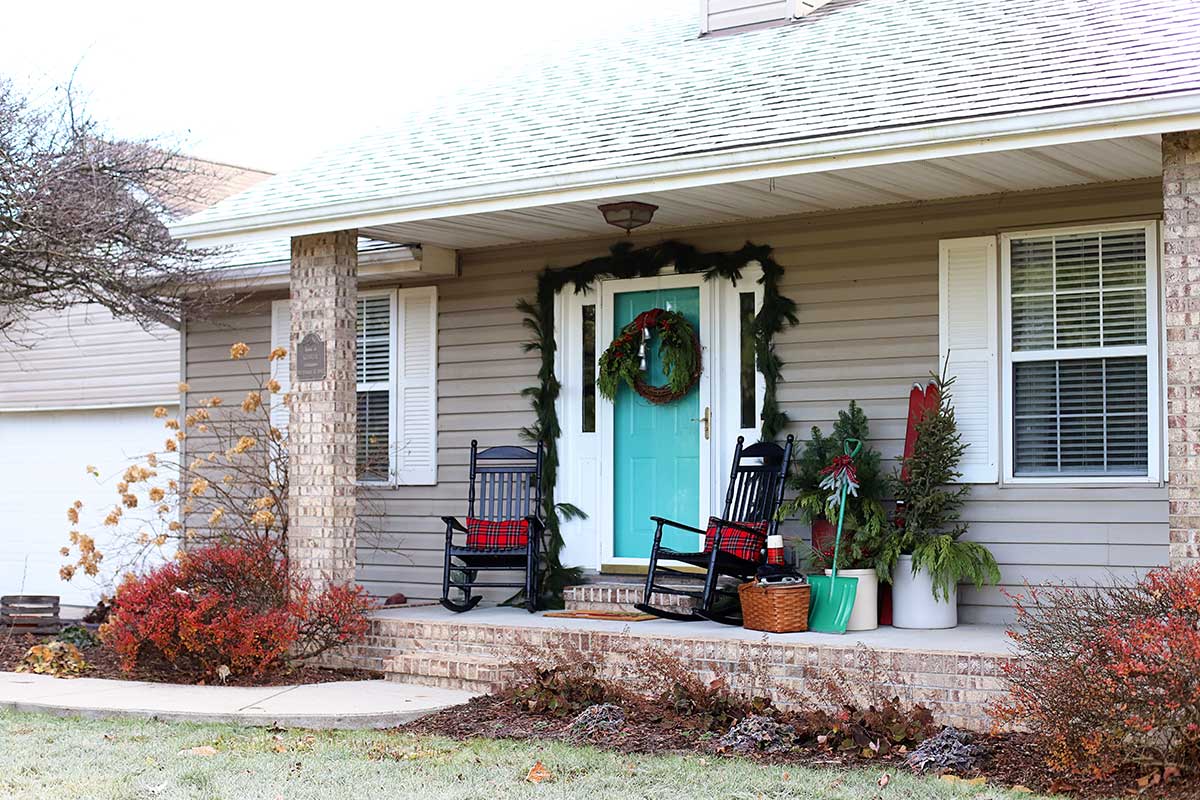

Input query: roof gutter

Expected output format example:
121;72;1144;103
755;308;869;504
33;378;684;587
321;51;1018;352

170;93;1200;247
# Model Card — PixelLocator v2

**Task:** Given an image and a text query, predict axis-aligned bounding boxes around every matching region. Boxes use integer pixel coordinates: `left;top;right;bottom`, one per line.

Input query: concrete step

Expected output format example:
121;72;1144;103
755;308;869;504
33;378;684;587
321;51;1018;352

384;651;515;694
563;582;698;613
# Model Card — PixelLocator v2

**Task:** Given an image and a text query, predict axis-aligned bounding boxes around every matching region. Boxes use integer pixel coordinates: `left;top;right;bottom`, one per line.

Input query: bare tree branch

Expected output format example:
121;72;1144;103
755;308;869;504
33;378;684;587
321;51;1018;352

0;77;227;333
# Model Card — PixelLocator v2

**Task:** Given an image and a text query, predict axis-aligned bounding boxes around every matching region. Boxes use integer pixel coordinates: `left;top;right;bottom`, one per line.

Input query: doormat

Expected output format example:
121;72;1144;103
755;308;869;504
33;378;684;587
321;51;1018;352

542;610;657;622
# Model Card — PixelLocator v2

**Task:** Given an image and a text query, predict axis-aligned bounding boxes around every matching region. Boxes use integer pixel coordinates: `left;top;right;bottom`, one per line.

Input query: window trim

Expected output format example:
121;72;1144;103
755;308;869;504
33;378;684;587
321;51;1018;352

999;220;1161;485
355;288;400;485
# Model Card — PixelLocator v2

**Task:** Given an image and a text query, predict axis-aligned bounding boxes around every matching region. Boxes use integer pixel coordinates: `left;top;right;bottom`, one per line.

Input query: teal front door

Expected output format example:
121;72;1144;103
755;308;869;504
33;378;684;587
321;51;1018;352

612;286;702;558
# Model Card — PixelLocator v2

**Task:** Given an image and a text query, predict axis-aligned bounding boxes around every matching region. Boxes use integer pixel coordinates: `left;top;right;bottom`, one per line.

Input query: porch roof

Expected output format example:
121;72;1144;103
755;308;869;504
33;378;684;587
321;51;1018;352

172;0;1200;247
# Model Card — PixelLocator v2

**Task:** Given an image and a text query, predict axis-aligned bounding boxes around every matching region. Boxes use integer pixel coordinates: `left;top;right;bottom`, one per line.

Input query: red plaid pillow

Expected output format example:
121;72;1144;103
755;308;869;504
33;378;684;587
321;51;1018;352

465;517;529;549
702;516;768;561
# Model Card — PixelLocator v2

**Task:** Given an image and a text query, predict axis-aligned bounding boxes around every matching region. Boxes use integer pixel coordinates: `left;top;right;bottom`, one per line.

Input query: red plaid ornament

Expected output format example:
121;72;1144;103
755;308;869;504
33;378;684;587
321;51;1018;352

702;516;768;562
465;517;530;549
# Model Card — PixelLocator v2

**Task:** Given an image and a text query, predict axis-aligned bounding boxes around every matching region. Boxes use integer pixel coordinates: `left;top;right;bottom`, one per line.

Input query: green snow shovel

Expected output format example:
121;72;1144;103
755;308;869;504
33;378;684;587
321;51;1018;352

807;439;862;634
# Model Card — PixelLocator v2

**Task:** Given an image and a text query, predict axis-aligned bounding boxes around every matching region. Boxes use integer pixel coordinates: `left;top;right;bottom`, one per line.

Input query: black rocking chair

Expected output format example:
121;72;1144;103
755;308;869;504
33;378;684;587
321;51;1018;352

635;434;795;625
440;440;544;613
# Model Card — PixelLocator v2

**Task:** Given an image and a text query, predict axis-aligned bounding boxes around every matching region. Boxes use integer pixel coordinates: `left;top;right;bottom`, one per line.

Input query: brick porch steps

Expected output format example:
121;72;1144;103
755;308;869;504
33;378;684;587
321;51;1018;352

563;582;697;613
344;606;1016;732
385;652;513;694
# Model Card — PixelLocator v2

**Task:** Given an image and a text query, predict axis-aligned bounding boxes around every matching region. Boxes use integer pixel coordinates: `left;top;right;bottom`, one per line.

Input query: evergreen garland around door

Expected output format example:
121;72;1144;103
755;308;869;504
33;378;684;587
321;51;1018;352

517;239;798;607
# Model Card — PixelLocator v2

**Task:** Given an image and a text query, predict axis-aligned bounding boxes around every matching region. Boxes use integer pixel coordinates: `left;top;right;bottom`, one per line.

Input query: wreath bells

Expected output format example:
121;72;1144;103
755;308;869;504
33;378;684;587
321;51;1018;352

597;308;702;406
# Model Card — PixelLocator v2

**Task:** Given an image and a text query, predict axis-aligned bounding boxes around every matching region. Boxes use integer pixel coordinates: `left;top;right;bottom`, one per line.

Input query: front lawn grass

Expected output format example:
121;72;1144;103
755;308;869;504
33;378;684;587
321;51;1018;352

0;709;1053;800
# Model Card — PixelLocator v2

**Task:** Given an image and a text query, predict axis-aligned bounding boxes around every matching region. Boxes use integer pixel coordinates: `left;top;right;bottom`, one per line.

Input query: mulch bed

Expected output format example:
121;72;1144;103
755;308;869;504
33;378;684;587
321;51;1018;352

405;694;1199;799
406;694;702;756
0;631;376;687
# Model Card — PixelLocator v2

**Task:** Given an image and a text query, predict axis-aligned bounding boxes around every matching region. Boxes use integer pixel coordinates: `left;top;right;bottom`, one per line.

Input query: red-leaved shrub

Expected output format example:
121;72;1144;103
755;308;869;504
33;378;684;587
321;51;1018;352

991;565;1200;778
101;542;372;680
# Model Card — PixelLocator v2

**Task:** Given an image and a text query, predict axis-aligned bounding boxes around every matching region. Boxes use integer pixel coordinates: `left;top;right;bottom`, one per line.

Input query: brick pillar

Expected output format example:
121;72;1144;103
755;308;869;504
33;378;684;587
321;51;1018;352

1164;131;1200;567
288;230;359;590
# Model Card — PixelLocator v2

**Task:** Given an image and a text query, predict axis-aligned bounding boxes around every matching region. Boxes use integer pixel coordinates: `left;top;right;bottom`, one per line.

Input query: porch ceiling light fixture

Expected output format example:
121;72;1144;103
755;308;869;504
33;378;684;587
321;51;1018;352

598;201;658;233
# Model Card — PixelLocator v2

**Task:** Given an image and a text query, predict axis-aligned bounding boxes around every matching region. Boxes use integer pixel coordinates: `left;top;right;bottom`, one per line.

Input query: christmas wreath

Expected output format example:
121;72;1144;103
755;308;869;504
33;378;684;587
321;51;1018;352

598;308;701;405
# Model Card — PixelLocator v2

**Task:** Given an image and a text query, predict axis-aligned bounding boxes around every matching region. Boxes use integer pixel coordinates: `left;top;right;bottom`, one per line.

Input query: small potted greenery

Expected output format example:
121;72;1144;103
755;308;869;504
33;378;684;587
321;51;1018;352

780;401;887;631
882;373;1000;629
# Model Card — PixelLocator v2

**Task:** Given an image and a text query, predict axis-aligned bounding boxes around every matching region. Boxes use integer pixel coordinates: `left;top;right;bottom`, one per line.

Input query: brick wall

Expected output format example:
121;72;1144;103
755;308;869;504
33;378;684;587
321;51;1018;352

1163;131;1200;567
338;613;1014;732
288;231;359;591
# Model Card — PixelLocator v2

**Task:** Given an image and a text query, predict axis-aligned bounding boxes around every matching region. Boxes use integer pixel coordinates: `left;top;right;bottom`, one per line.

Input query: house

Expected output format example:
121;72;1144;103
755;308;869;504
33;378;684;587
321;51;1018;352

0;159;272;606
168;0;1200;666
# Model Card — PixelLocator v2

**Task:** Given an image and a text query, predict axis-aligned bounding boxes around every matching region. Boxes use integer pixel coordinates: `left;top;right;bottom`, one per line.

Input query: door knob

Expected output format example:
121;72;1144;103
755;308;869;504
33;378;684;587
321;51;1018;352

691;406;711;441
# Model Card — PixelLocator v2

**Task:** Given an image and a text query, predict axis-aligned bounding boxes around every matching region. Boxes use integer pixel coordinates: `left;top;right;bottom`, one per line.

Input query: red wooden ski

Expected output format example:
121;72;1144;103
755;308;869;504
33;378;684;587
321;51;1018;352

900;382;925;482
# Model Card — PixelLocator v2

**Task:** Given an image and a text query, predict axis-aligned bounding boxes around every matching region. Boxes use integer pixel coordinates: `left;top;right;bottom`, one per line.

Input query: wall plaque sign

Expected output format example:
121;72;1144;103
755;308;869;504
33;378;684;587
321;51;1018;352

296;333;326;382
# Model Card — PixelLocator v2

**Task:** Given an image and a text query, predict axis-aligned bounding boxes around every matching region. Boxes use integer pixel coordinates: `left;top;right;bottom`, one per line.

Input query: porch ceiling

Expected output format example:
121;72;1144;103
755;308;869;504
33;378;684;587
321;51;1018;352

360;135;1162;250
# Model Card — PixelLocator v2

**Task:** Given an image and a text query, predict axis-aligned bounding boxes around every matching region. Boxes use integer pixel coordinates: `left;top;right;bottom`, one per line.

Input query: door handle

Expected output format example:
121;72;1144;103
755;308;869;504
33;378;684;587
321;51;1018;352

691;406;711;441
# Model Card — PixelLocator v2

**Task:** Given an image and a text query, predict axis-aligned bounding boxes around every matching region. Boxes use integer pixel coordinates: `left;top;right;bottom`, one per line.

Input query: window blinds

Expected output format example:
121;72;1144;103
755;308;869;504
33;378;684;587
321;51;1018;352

1007;228;1151;478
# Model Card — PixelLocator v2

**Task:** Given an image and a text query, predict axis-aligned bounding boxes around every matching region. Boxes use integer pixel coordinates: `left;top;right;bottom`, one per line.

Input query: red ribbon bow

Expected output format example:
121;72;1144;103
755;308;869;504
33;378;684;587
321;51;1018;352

820;454;858;485
632;308;664;329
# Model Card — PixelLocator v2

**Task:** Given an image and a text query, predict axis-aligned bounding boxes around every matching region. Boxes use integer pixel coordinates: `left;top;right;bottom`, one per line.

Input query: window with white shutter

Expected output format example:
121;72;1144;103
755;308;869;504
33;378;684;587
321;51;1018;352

270;287;438;486
1001;223;1160;482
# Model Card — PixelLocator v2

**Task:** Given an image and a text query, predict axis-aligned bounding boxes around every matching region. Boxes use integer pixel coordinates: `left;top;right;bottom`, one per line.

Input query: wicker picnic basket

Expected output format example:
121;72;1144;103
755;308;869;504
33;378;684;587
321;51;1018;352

738;580;810;633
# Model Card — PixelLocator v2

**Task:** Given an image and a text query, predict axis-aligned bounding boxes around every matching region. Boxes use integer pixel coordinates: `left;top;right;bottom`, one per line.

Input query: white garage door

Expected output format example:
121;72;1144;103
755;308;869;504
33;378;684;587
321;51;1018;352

0;405;175;608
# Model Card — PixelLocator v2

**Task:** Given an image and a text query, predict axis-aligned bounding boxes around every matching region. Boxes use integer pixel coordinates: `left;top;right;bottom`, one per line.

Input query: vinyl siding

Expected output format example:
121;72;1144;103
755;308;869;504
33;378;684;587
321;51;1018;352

184;180;1169;620
178;301;287;547
358;268;538;599
0;305;179;410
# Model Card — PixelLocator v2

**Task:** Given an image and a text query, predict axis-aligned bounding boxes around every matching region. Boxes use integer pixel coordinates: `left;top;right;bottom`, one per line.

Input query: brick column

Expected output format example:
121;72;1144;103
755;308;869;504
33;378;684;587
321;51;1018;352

1164;131;1200;567
288;230;359;590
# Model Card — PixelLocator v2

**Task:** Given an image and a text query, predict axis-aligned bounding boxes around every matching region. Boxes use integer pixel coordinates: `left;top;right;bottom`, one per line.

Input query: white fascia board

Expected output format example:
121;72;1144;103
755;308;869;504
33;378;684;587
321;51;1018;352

187;246;424;294
170;93;1200;247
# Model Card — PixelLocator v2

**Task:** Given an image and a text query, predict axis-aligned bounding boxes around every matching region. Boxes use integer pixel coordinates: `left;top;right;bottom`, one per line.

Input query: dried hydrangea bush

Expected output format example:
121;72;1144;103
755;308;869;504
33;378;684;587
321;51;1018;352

60;342;290;587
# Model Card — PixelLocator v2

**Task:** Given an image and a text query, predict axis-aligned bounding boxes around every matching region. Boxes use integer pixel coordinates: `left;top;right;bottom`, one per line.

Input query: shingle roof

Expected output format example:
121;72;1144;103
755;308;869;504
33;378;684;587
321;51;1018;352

178;0;1200;233
209;237;406;272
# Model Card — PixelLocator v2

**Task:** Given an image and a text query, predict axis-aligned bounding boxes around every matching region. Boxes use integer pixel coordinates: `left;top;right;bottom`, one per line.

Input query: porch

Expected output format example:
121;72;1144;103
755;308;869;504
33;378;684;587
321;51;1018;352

345;603;1013;732
177;131;1200;643
249;132;1195;614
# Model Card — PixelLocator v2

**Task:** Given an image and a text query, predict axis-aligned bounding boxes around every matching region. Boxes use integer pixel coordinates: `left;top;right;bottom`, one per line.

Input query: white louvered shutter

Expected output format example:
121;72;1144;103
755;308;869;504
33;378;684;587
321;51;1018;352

395;286;438;485
269;299;291;435
939;237;999;483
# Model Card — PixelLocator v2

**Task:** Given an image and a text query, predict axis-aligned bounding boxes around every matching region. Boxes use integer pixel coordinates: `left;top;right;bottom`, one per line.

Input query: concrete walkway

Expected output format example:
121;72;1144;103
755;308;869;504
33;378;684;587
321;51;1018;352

0;671;476;729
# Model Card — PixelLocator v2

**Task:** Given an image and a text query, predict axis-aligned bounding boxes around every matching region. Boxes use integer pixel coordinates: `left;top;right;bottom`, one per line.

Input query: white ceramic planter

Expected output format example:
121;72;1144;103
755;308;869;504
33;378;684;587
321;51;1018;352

824;567;878;631
891;554;958;629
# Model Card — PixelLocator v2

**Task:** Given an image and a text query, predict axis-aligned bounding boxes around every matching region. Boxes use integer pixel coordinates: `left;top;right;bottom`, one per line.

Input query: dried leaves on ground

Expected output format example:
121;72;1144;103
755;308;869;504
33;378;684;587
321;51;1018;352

0;631;373;687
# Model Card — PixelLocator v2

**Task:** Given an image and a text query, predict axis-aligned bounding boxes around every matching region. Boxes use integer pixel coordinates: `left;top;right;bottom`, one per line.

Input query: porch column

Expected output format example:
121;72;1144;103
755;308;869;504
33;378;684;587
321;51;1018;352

288;230;359;590
1164;131;1200;567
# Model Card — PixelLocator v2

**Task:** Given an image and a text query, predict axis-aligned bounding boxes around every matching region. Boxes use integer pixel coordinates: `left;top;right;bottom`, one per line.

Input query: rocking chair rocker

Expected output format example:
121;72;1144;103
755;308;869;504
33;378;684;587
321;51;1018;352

635;434;794;625
440;440;544;613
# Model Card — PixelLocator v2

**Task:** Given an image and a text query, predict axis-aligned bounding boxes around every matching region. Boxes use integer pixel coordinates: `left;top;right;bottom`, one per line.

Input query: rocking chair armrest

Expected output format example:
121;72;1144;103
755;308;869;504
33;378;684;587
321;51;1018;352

649;516;706;536
441;516;469;534
523;514;545;531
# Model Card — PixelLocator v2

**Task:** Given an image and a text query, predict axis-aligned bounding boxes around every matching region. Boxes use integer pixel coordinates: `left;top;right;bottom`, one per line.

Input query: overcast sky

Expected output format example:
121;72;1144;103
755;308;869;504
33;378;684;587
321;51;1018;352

1;0;647;174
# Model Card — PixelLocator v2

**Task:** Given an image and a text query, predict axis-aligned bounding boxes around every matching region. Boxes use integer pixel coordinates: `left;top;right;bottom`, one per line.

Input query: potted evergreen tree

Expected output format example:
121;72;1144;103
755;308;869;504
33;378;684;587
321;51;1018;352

780;401;887;631
883;373;1000;629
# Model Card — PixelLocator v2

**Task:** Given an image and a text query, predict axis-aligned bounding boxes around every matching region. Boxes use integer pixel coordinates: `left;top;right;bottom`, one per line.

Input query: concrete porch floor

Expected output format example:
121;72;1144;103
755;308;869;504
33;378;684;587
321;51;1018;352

373;604;1014;656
